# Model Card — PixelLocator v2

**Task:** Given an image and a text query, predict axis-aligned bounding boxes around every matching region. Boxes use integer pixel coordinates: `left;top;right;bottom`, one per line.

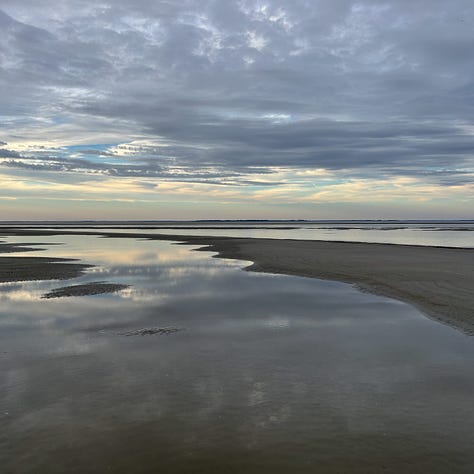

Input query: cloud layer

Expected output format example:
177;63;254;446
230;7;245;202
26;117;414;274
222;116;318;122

0;1;473;217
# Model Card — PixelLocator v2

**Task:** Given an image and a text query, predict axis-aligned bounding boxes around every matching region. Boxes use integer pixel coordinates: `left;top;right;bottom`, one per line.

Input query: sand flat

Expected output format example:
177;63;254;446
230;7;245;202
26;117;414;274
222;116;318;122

0;256;91;283
193;237;474;334
41;282;130;299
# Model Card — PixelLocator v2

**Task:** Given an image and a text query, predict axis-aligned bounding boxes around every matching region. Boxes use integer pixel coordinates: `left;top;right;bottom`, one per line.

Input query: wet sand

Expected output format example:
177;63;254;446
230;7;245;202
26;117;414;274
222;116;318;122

0;241;49;254
0;241;122;297
41;282;130;299
0;256;90;284
194;237;474;334
1;228;473;333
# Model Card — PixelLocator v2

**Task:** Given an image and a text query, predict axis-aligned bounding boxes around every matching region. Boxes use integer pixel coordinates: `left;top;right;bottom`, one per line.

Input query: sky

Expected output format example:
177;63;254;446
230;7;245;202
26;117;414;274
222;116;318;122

0;0;473;220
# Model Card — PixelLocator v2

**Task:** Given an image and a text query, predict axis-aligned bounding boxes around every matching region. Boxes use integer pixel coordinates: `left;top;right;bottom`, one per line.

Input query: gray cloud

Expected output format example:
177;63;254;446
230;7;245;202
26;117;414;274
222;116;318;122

0;148;21;158
1;0;474;188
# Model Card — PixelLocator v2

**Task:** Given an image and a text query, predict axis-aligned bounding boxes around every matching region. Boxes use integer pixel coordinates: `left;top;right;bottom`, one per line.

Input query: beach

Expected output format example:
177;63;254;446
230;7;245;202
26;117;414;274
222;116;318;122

2;229;474;473
0;240;91;283
1;228;473;334
195;237;474;335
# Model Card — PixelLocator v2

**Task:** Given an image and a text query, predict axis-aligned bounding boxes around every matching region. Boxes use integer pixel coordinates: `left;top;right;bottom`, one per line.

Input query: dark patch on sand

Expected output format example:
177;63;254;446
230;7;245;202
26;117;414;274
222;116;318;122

0;242;53;254
42;282;130;299
0;257;91;283
119;327;181;336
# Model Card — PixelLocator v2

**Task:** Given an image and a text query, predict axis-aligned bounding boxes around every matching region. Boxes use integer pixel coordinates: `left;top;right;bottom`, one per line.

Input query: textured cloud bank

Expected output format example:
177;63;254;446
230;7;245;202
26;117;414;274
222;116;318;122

0;1;473;218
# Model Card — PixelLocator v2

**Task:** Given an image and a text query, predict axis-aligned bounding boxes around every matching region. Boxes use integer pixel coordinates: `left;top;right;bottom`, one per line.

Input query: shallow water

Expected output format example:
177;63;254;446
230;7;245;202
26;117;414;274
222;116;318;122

26;220;474;247
1;235;474;473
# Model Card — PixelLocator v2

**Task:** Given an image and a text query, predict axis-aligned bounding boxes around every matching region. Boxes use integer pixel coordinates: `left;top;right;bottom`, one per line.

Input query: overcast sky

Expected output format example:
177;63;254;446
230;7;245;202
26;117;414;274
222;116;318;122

0;0;473;219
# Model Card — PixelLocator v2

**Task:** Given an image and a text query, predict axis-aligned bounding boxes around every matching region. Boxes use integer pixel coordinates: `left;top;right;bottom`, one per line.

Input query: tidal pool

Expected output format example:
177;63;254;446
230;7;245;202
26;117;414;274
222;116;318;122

1;235;474;473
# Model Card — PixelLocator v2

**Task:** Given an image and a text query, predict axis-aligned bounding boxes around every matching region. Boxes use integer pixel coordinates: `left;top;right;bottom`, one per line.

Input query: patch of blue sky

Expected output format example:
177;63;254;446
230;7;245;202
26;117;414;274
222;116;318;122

64;144;135;164
66;144;116;153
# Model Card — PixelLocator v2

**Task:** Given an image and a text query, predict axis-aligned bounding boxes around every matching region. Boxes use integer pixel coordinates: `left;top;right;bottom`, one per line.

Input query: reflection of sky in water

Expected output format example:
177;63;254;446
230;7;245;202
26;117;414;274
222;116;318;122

1;236;474;473
25;221;474;247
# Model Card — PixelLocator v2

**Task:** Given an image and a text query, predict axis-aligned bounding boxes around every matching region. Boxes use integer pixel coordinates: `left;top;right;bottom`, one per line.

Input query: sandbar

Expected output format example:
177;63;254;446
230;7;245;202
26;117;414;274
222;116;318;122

42;282;130;299
0;256;91;283
191;237;474;335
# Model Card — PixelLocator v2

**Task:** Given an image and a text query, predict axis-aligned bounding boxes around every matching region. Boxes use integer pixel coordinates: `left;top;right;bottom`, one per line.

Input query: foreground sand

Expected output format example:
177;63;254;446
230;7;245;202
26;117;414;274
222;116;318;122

192;237;474;334
0;241;90;283
1;229;473;333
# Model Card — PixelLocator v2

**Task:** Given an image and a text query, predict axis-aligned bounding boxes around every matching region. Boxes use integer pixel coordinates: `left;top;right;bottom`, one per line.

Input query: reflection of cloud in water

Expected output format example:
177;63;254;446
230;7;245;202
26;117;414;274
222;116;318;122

2;234;237;266
264;316;290;329
0;288;44;301
2;234;474;472
118;287;170;304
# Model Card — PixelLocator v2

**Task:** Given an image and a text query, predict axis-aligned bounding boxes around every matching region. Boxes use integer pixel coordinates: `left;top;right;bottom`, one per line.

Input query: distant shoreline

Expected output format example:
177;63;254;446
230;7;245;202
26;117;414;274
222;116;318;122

1;228;473;335
1;219;474;226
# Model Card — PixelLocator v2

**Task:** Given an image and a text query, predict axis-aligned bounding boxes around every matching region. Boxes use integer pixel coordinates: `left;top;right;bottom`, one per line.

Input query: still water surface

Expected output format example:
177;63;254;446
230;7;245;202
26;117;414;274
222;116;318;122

1;235;474;473
34;221;474;247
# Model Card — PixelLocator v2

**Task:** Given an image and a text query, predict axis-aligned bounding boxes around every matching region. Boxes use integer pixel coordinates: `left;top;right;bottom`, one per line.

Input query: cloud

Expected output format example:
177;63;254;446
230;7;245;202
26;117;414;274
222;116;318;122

0;1;473;216
0;148;21;158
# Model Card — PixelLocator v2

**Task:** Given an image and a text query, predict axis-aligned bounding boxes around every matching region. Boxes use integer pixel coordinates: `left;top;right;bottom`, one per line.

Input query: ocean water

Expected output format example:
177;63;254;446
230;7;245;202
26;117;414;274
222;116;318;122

1;234;474;473
6;220;472;247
